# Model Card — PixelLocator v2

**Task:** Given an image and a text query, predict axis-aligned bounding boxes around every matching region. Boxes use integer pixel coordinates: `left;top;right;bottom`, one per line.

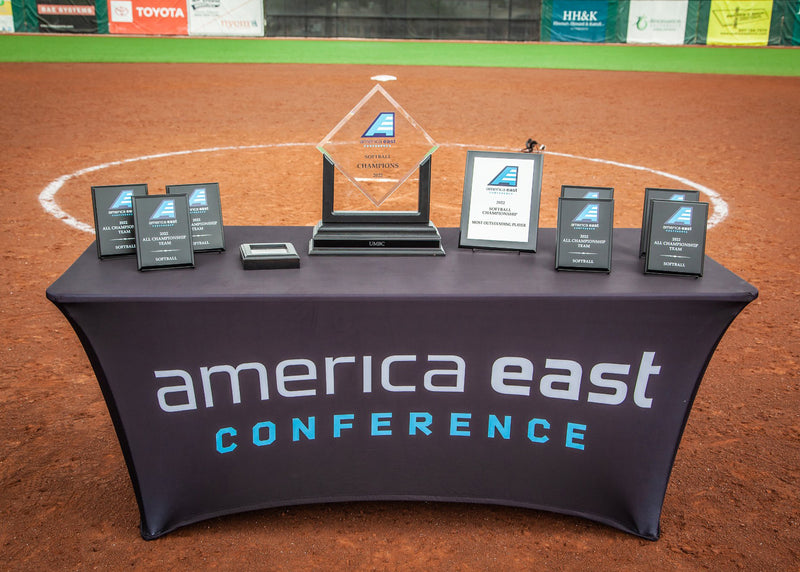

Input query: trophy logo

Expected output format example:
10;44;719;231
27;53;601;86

489;166;519;187
665;206;693;227
150;199;176;222
109;189;135;211
573;204;600;224
188;188;208;208
362;112;395;139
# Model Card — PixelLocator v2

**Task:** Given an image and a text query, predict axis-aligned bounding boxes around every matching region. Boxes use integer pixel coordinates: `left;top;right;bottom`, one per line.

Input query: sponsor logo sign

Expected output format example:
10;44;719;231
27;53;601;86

0;0;12;32
38;3;95;15
626;0;688;45
109;0;188;35
707;0;773;45
36;0;96;32
551;0;609;42
187;0;263;36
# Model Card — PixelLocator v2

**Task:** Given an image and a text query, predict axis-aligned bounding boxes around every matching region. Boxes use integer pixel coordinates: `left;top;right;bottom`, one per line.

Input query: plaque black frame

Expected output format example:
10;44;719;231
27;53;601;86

555;197;614;272
91;183;148;258
645;200;708;277
166;182;225;253
132;194;195;271
459;150;543;252
561;185;615;200
639;188;701;257
309;155;445;256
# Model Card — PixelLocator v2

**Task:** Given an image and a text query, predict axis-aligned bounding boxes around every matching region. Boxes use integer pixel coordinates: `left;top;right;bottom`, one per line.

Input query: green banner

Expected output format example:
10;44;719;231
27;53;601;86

541;0;619;43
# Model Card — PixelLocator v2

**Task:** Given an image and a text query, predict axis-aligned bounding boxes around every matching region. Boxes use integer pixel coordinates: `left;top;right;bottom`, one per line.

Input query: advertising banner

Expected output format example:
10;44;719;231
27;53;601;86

626;0;689;44
547;0;611;42
187;0;263;36
706;0;773;45
0;0;13;31
108;0;187;35
36;0;96;32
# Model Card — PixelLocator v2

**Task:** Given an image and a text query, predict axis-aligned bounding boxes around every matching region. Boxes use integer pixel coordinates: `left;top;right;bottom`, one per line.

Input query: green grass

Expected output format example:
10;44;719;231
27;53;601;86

1;34;798;76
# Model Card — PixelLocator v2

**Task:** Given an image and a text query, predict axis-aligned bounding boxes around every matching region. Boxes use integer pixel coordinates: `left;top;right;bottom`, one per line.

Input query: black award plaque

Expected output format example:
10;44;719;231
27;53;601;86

91;184;148;258
166;183;225;252
645;200;708;276
561;185;614;200
132;195;195;271
639;188;700;256
555;197;614;272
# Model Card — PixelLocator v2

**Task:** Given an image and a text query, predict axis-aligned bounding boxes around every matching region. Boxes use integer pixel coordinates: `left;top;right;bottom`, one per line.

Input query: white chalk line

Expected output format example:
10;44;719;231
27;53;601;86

38;142;728;234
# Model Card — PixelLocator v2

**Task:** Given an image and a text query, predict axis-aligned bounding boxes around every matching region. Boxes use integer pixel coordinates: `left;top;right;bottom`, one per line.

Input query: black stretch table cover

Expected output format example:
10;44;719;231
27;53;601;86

46;227;757;540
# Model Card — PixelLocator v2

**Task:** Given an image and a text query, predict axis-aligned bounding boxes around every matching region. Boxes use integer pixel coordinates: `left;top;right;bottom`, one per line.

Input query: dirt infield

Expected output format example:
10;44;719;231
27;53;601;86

1;62;798;569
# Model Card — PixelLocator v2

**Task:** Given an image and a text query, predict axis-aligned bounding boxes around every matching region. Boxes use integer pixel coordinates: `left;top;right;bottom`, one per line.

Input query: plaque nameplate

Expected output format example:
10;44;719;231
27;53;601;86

240;242;300;270
640;188;700;257
132;195;195;271
459;150;543;252
91;184;148;258
555;197;614;272
561;185;614;200
166;183;225;252
645;200;708;276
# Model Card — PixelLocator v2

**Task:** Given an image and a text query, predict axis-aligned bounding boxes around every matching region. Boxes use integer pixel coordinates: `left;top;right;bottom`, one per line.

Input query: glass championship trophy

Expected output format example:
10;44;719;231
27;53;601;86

309;84;445;255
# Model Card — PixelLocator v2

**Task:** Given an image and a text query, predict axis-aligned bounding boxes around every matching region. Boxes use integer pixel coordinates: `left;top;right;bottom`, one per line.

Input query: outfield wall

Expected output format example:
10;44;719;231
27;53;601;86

5;0;800;45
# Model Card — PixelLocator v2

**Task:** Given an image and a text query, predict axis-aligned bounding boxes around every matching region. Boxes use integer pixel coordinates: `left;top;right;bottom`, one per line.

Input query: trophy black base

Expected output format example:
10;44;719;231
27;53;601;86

309;221;445;256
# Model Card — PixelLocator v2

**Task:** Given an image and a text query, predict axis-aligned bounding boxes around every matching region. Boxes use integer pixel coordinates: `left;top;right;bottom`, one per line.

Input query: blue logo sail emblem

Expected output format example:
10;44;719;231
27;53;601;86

362;112;395;138
669;193;686;201
109;190;134;210
489;166;518;187
573;204;599;223
583;191;600;199
188;188;208;207
665;206;693;226
150;199;176;221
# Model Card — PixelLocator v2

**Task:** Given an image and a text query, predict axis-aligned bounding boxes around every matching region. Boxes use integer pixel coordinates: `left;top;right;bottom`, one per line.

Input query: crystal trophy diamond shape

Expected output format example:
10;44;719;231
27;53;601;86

309;84;445;256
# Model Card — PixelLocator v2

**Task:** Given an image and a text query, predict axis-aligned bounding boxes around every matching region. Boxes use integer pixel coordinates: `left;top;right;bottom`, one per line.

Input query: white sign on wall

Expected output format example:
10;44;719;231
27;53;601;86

627;0;689;45
188;0;264;37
